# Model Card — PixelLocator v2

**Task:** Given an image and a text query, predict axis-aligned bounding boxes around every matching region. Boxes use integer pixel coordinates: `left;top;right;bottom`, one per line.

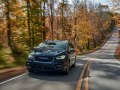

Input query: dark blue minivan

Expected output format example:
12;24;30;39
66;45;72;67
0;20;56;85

26;40;76;74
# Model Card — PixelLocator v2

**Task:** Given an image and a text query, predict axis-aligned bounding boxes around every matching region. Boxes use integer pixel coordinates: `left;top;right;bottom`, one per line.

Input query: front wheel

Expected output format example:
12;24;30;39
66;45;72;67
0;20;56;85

28;69;34;73
64;62;70;75
73;56;76;67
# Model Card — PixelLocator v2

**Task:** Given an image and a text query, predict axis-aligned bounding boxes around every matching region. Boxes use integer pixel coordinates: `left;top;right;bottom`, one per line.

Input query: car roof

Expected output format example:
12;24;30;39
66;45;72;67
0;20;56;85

45;40;68;44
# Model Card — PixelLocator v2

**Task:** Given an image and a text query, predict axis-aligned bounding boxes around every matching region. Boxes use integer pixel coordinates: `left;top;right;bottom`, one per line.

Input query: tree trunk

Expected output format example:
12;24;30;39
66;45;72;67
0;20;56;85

42;1;46;41
50;0;54;40
5;1;12;48
26;0;31;49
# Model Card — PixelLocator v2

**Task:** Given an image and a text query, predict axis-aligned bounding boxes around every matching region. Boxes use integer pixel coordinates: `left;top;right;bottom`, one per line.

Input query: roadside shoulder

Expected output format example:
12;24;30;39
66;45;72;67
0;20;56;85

0;66;27;82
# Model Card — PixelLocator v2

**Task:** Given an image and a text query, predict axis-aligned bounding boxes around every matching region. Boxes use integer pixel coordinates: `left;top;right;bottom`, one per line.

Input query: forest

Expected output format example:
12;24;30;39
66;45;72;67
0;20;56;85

0;0;117;69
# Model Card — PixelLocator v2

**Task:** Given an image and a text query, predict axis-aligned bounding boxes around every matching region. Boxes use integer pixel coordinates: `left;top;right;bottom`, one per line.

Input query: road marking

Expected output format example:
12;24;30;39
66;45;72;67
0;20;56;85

85;63;91;90
76;61;89;90
0;73;28;85
76;59;93;90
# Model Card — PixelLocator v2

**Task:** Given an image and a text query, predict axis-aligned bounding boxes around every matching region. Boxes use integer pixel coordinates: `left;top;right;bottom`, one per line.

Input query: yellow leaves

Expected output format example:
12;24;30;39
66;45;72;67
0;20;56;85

72;21;92;50
72;21;92;38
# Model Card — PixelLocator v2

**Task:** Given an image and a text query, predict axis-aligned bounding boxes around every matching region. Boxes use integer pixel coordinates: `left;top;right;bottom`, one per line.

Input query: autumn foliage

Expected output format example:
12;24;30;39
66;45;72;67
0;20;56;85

0;0;115;68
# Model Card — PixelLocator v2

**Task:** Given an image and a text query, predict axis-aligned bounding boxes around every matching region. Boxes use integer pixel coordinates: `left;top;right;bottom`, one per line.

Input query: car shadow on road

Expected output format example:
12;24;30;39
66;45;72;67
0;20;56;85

28;66;81;82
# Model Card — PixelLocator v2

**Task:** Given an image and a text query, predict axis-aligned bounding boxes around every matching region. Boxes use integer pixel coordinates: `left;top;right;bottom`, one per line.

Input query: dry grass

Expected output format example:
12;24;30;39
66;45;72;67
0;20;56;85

0;66;27;82
0;48;27;70
115;38;120;61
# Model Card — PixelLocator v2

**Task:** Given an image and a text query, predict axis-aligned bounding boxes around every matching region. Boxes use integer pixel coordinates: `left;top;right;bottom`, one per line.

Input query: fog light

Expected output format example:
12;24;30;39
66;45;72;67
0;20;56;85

56;65;63;69
27;63;31;68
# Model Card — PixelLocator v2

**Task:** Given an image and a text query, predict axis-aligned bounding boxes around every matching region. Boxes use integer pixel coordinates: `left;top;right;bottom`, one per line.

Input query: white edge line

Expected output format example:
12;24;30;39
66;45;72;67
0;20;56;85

0;72;28;85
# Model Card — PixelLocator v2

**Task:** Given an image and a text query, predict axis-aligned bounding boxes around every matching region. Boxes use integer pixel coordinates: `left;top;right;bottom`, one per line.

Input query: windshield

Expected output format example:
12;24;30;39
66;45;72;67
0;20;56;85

37;42;67;50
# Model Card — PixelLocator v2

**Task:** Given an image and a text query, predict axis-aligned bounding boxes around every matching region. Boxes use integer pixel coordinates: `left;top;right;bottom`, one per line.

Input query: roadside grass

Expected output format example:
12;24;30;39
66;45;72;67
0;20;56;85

115;37;120;61
0;48;28;70
0;48;14;69
12;52;28;66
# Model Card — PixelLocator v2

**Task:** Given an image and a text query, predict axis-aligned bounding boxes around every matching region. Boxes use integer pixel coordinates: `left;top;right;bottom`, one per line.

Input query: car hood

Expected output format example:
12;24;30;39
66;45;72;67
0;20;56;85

31;49;66;57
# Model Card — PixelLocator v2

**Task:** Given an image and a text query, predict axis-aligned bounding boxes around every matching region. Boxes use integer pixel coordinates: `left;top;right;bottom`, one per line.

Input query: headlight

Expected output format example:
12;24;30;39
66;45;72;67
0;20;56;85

56;55;66;60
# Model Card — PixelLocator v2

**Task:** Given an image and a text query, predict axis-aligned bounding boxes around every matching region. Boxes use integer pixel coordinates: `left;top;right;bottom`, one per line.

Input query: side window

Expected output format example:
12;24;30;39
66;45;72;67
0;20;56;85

67;43;70;52
69;42;74;48
68;42;74;53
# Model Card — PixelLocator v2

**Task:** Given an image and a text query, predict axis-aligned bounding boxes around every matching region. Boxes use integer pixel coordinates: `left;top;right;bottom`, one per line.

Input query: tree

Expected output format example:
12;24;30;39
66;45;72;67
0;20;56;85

3;0;11;48
0;0;114;53
26;0;31;49
47;0;55;40
110;0;120;11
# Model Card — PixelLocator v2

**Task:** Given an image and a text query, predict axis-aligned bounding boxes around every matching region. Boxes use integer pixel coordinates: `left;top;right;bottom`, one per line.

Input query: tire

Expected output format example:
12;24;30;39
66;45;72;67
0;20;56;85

73;56;76;67
28;69;34;73
64;62;70;75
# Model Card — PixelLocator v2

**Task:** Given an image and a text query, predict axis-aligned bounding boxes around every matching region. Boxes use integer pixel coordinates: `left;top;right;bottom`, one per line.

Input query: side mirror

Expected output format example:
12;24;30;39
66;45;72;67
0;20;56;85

70;48;75;53
32;47;36;50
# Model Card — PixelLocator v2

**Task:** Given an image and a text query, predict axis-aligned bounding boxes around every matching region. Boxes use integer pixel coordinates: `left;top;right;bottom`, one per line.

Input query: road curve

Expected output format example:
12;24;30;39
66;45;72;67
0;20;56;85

88;27;120;90
0;26;120;90
78;26;120;90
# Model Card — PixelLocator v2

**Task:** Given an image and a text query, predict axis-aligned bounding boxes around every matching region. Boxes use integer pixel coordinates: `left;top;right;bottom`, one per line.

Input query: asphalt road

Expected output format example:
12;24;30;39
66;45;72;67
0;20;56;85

0;58;88;90
0;26;120;90
79;26;120;90
88;27;120;90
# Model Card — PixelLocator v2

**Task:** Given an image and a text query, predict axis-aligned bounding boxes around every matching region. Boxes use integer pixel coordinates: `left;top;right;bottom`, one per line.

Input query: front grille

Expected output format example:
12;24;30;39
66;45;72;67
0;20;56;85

34;56;53;62
32;65;55;71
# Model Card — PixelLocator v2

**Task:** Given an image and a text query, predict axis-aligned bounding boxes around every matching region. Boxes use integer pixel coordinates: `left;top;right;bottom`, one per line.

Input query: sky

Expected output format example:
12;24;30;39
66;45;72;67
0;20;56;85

67;0;113;10
68;0;109;5
90;0;109;5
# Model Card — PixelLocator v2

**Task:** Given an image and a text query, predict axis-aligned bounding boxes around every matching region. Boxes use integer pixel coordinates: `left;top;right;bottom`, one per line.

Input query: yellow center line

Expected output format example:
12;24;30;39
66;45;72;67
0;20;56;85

76;59;93;90
76;62;89;90
85;63;91;90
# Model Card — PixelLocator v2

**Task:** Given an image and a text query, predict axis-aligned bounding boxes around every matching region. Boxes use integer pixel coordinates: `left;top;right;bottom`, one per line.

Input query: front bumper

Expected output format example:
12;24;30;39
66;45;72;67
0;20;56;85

26;60;67;72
